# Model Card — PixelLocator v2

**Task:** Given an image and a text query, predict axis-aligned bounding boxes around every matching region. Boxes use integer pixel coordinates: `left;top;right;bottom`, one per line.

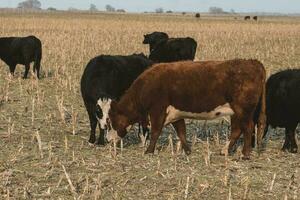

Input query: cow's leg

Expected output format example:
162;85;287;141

96;127;105;145
141;116;150;138
33;61;41;79
145;108;166;154
172;119;191;155
241;119;255;160
225;115;242;154
283;124;297;153
9;64;16;76
23;64;30;79
88;112;97;144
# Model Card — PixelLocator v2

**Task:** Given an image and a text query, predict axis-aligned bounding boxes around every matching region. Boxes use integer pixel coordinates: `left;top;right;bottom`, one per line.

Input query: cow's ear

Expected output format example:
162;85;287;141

110;100;118;113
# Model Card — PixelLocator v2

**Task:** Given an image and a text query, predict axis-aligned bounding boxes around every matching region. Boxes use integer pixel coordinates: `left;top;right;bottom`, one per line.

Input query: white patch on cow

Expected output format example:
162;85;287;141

97;98;112;129
164;103;234;125
106;128;121;142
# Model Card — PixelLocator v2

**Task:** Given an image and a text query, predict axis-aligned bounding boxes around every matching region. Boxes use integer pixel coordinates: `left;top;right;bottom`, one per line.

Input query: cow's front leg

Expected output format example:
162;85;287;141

96;128;105;145
145;109;165;154
9;64;16;76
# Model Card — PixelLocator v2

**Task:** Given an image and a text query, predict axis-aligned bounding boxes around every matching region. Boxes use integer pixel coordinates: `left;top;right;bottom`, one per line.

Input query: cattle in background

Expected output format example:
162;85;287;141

80;53;153;145
253;16;258;21
105;59;266;159
244;16;251;20
263;69;300;153
143;32;197;63
0;36;42;79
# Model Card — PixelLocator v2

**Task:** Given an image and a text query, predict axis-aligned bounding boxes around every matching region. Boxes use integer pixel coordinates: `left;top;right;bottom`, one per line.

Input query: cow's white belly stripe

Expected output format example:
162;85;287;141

164;103;234;125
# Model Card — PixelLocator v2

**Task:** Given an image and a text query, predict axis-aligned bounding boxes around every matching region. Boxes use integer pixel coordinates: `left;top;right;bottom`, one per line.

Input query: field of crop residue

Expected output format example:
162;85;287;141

0;12;300;199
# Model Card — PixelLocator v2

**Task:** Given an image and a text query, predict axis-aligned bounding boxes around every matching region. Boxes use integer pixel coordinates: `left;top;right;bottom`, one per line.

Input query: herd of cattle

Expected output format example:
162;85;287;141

0;31;299;160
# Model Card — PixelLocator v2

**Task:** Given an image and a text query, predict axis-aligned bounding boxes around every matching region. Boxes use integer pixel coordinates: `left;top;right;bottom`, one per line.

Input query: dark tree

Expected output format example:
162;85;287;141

47;7;56;11
18;0;41;9
195;13;200;18
89;4;98;12
209;6;224;14
155;7;164;13
105;4;115;12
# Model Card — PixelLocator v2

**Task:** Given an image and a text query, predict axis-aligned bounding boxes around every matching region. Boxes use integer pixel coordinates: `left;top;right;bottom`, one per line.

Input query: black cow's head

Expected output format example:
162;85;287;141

143;32;169;45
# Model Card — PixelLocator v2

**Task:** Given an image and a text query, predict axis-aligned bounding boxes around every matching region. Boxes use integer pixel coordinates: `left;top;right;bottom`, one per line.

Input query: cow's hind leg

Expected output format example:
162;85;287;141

282;124;298;153
241;119;255;160
222;115;242;156
145;108;166;154
23;64;30;79
172;119;191;155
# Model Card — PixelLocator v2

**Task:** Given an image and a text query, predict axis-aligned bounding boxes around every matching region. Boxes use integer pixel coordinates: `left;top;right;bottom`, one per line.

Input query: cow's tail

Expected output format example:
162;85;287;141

256;71;267;151
33;40;42;79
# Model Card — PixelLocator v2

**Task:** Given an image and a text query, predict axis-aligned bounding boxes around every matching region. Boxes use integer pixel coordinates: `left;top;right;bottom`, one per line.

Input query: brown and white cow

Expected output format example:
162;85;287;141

104;59;266;159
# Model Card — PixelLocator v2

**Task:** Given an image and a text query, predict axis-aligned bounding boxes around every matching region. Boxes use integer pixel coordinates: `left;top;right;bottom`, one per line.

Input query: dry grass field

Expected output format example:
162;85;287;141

0;11;300;199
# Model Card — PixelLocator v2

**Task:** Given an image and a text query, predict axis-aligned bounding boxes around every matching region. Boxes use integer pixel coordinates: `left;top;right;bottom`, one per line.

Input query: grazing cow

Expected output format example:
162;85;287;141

105;59;266;159
244;16;251;20
253;16;258;21
143;32;197;63
263;69;300;153
0;36;42;79
80;53;153;145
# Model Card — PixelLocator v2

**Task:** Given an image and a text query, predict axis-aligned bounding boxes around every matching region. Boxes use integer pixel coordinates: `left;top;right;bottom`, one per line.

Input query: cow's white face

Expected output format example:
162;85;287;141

97;98;112;129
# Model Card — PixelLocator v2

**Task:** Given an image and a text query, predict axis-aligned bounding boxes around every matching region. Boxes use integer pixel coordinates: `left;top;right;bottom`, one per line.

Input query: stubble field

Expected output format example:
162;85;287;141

0;11;300;199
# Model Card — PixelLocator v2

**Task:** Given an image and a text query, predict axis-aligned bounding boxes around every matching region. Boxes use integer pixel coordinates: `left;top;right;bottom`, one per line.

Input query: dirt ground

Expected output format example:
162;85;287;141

0;11;300;199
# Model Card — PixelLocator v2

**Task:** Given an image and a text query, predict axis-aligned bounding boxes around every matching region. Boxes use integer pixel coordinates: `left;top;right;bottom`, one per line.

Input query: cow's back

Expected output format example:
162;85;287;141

131;59;265;113
80;54;152;102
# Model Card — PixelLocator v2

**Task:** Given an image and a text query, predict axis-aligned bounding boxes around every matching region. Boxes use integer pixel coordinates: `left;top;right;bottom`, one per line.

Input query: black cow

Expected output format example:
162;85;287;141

80;53;153;145
0;36;42;79
264;69;300;153
143;32;197;63
253;16;258;21
244;16;251;20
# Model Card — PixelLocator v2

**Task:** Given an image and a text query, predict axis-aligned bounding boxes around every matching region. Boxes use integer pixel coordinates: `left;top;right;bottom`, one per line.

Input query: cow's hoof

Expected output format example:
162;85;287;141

96;139;105;146
88;137;96;144
88;142;95;147
281;147;289;152
289;148;298;153
184;150;191;155
145;148;154;154
242;155;251;160
183;147;191;155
